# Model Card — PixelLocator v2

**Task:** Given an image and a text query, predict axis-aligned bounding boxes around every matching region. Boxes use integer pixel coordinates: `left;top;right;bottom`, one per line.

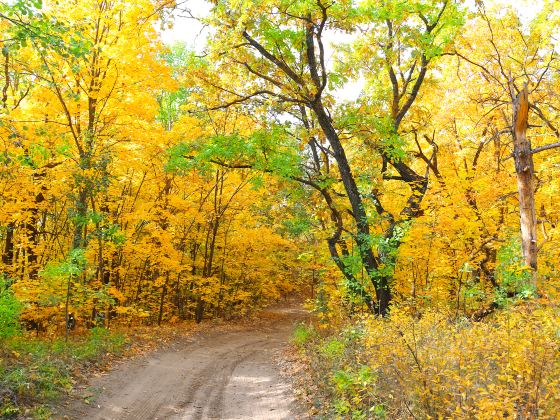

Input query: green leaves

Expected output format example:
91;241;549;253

42;248;87;279
494;237;537;306
1;0;92;58
0;276;22;340
2;0;42;16
167;126;303;180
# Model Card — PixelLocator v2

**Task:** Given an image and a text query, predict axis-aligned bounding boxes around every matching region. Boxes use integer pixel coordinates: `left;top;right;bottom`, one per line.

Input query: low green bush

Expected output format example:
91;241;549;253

291;322;315;347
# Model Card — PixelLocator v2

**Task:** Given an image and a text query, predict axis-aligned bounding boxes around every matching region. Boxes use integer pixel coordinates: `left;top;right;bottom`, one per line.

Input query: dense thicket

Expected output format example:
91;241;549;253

2;0;560;416
0;0;315;332
1;0;560;407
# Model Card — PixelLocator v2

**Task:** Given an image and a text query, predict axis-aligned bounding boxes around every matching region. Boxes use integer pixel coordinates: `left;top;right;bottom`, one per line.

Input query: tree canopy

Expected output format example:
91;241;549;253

2;0;560;417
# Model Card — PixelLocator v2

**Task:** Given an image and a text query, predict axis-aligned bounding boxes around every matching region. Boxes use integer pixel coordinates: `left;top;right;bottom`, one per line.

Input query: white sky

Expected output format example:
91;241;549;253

161;0;541;47
160;0;212;53
160;0;543;101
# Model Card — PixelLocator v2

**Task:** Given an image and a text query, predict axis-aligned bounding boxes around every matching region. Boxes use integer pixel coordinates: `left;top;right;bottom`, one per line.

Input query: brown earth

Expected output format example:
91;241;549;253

57;305;308;420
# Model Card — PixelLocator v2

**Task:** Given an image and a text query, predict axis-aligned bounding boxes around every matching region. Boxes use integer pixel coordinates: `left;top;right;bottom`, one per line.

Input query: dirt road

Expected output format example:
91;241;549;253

60;306;306;420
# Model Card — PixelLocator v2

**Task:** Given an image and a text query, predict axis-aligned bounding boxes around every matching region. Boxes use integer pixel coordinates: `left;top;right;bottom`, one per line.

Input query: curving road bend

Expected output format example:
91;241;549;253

60;306;306;420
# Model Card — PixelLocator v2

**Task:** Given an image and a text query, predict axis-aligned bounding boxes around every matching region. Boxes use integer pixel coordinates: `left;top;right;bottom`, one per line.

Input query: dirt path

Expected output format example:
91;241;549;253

59;306;307;420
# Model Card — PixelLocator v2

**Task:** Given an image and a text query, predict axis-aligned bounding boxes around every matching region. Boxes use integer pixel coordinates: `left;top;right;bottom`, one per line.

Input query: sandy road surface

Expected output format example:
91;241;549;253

60;306;306;420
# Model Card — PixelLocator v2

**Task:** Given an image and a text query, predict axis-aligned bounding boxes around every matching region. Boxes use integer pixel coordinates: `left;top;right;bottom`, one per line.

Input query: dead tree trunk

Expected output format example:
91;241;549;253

512;85;537;273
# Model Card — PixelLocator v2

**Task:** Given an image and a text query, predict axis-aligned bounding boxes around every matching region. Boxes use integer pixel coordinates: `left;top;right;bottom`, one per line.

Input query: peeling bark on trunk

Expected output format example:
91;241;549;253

512;85;538;273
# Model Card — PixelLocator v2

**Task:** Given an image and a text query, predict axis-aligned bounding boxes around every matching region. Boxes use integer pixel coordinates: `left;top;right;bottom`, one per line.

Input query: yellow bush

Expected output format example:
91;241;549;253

300;303;560;418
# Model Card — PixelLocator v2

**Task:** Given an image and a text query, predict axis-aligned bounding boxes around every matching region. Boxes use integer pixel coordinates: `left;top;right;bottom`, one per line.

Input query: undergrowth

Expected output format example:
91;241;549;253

0;328;126;419
294;302;560;419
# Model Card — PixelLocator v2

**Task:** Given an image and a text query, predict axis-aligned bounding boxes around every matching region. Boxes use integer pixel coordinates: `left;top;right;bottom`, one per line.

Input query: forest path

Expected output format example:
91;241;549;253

60;305;307;420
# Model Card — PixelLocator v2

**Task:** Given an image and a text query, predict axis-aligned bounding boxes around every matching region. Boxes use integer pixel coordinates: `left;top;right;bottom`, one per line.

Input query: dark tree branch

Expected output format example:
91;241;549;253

532;141;560;155
242;30;306;88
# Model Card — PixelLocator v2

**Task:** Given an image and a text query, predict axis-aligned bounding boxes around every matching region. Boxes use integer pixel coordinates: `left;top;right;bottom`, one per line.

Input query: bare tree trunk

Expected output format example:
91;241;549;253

157;272;169;326
512;85;538;273
312;101;385;314
72;188;88;249
65;274;72;341
2;222;14;266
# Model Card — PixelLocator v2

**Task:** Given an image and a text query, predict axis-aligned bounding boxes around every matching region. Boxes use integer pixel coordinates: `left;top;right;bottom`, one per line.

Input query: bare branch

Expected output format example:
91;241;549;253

531;141;560;155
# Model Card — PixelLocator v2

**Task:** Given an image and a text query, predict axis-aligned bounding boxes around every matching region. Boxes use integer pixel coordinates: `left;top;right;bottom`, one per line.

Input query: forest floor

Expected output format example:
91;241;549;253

55;304;308;420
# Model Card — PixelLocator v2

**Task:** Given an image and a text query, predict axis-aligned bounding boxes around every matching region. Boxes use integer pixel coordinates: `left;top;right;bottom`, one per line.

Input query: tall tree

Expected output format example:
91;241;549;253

190;0;463;314
452;3;560;277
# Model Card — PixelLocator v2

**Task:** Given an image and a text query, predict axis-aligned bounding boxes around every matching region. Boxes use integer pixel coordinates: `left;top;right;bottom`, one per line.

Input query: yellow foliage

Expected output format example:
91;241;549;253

300;303;560;418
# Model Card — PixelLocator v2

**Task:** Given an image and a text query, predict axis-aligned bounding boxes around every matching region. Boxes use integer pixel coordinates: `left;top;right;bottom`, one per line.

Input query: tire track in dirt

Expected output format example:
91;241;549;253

59;306;306;420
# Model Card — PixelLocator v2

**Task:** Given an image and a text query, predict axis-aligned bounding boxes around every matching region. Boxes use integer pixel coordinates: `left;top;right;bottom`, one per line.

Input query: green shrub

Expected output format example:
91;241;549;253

0;277;22;340
71;327;126;360
320;338;345;359
0;328;126;417
495;238;536;305
291;322;314;347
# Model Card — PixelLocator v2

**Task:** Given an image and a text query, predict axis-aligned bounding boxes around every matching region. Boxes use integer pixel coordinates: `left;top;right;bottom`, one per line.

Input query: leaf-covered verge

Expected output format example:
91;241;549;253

0;317;206;419
0;328;126;419
292;301;560;419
